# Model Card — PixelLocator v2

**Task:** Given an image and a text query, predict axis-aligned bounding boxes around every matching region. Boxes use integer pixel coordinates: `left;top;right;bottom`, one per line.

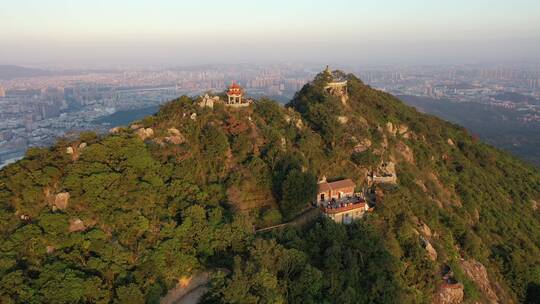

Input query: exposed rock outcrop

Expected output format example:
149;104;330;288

164;128;185;145
199;94;220;108
284;114;291;123
473;208;480;222
353;138;372;153
434;265;463;304
69;218;86;232
415;179;428;193
425;241;438;261
66;142;87;161
136;128;154;140
434;283;464;304
398;124;409;135
286;108;305;129
402;132;412;139
53;192;70;211
386;122;397;135
109;127;122;134
420;222;433;238
420;234;437;261
337;116;349;124
460;259;499;303
386;122;409;137
357;116;369;127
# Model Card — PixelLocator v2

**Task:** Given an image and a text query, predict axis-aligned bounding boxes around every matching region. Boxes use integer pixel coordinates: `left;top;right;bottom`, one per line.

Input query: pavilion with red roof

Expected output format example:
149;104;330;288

226;81;246;106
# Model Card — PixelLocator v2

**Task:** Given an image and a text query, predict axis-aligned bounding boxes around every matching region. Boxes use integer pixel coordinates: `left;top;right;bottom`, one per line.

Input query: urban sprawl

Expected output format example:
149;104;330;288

1;64;539;168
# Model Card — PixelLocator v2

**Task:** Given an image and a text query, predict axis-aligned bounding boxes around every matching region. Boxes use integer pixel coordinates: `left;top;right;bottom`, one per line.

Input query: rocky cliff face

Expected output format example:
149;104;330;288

460;259;506;303
434;283;464;304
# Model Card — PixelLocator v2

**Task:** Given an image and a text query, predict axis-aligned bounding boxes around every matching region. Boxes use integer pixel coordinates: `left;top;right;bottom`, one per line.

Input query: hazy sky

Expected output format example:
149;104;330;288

1;0;540;67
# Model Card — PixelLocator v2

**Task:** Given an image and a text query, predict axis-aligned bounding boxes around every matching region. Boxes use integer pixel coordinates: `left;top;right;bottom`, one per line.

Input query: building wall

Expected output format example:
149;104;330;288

370;175;397;184
317;190;331;202
333;187;354;199
317;186;355;202
327;208;366;224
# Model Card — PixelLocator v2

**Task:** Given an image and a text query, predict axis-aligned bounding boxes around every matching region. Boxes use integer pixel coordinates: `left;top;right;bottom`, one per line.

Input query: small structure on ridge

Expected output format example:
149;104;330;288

316;177;368;224
323;66;349;104
225;82;251;107
368;161;397;185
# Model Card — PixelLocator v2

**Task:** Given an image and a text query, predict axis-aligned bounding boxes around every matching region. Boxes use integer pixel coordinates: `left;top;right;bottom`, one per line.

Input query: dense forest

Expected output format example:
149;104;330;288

1;69;539;303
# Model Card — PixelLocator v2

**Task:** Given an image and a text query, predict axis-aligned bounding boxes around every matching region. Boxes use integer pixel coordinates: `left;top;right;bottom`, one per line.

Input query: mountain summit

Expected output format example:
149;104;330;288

1;69;539;304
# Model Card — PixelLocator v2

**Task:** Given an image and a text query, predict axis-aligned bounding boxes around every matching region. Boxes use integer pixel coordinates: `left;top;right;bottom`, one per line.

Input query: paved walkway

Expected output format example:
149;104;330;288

160;208;322;304
173;286;208;304
161;272;211;304
255;207;321;233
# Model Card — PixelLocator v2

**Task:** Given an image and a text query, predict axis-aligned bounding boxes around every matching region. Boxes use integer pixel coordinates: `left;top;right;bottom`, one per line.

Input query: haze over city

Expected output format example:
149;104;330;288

3;1;540;304
2;0;540;67
2;1;540;168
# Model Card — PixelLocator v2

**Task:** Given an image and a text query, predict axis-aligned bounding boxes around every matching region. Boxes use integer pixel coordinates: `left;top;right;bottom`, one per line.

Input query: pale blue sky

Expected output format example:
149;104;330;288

1;0;539;66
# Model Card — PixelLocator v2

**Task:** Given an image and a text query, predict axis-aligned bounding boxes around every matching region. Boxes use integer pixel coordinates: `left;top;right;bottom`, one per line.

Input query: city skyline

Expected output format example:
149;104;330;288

2;0;540;67
1;62;539;168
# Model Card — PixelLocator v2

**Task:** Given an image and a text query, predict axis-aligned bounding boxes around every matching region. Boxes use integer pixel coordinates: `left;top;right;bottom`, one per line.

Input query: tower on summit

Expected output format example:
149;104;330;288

323;67;349;104
225;81;250;107
324;65;331;75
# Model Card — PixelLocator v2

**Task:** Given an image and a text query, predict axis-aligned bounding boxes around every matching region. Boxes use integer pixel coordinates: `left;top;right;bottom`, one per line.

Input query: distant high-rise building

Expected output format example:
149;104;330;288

528;79;537;91
24;114;34;132
424;84;434;97
0;86;5;98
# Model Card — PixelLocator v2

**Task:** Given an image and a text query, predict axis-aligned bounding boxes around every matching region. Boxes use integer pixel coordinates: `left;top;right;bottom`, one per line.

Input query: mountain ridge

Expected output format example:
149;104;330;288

0;65;51;80
0;69;539;304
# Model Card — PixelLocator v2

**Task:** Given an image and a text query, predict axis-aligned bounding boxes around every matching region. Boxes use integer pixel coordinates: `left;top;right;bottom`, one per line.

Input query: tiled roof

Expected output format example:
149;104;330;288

318;178;355;192
229;81;242;89
318;182;331;192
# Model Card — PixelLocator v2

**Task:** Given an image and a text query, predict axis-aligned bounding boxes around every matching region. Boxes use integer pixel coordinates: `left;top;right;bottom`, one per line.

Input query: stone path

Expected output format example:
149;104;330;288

173;286;208;304
160;208;322;304
161;272;211;304
255;207;321;233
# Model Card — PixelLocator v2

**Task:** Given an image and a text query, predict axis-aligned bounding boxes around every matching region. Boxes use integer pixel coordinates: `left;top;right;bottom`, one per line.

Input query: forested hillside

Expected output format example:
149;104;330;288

1;70;539;304
400;95;540;167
